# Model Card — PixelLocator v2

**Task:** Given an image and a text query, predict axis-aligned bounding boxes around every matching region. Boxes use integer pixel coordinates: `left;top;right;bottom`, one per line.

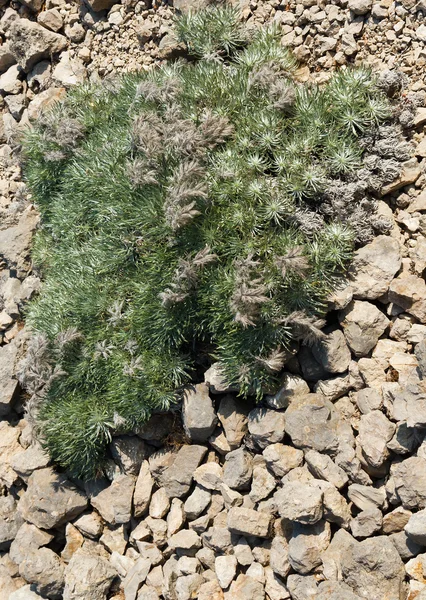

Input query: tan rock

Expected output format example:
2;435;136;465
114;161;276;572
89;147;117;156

380;159;421;196
28;87;65;120
389;275;426;323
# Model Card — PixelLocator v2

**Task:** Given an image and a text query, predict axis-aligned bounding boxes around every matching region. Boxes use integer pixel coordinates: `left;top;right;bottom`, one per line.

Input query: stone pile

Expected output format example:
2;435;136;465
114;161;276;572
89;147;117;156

1;0;426;599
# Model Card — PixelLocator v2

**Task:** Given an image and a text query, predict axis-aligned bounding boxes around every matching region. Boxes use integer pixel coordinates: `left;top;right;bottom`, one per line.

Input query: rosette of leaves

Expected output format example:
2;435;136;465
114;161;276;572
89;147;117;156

22;5;393;479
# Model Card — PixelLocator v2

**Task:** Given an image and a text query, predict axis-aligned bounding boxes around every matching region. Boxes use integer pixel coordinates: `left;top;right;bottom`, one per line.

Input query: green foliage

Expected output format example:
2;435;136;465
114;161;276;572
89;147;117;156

22;7;392;479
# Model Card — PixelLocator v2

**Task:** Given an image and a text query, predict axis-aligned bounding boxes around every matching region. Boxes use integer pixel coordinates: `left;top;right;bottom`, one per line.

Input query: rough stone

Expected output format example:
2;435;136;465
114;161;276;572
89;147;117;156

182;383;217;443
312;329;351;374
0;420;24;487
63;549;117;600
10;443;50;480
215;554;237;589
348;0;372;14
392;456;426;510
288;520;331;575
0;495;23;550
37;8;63;32
110;435;147;475
134;460;154;517
9;19;68;72
263;443;304;477
193;462;223;490
217;395;249;449
223;448;253;491
249;462;276;503
19;547;65;599
305;450;348;489
184;484;211;520
10;522;54;565
90;474;135;525
227;574;265;600
274;481;323;525
339;300;389;357
389;276;426;323
247;407;286;448
227;507;272;538
350;508;383;539
53;51;86;86
358;410;395;468
161;445;207;498
284;393;339;453
266;374;310;409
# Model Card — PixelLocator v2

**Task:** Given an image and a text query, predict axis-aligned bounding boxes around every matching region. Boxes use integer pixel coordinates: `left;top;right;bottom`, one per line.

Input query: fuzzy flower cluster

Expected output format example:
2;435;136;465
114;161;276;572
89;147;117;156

21;6;404;479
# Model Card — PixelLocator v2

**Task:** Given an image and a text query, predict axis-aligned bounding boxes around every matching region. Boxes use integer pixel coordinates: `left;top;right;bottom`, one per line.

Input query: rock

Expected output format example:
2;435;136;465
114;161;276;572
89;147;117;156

182;383;217;442
9;19;68;72
348;0;372;14
340;536;406;600
73;511;103;539
358;411;395;468
5;93;27;119
64;550;117;600
175;573;204;599
18;467;87;529
339;300;389;357
37;9;63;32
19;547;65;599
85;0;120;12
298;346;330;382
0;64;22;94
0;338;21;416
193;462;223;490
202;525;232;553
134;460;153;517
320;482;352;528
227;507;272;538
347;484;386;511
383;507;412;535
167;498;186;536
249;462;276;503
215;555;237;589
288;520;331;575
150;487;170;519
381;159;421;195
287;574;318;599
263;443;304;477
0;44;16;74
405;553;426;583
0;421;24;487
53;51;86;86
350;508;383;539
160;445;207;498
389;276;426;323
416;338;426;379
348;236;401;300
264;566;289;600
184;484;211;520
316;580;362;599
61;523;84;562
270;536;291;579
217;395;249;449
0;205;40;276
392;456;426;509
227;574;265;600
389;530;422;560
90;474;135;525
110;435;147;475
168;529;202;554
312;330;351;374
405;509;426;545
9;586;45;599
10;443;50;480
266;373;309;409
284;393;339;453
0;495;23;550
353;388;382;414
28;87;65;120
274;481;323;525
138;413;176;444
10;522;53;564
247;407;286;448
204;363;239;394
223;448;253;490
305;450;348;489
0;565;18;598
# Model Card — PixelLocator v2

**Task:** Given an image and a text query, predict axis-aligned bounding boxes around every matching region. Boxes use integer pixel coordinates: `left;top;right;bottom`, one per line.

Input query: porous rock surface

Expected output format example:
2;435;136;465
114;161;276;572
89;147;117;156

2;0;426;599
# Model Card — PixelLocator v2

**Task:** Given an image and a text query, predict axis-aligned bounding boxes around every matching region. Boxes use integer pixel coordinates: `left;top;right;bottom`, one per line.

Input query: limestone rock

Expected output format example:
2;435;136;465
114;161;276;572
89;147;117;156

389;276;426;323
348;236;401;300
0;495;24;550
287;574;318;599
274;481;323;525
266;373;309;409
215;554;237;589
110;435;147;475
316;580;362;599
160;445;207;499
53;51;86;86
312;329;351;374
247;407;286;448
90;474;135;525
9;585;45;599
37;9;63;32
9;19;68;72
134;460;153;517
223;448;253;491
227;574;265;600
182;383;217;442
339;300;389;357
392;456;426;510
405;509;426;545
348;0;372;14
284;393;339;453
305;450;348;489
10;443;50;480
347;484;386;511
193;462;223;490
184;484;211;521
168;529;202;554
9;522;53;565
18;467;87;529
263;443;304;477
63;549;117;600
85;0;120;12
73;511;103;539
217;395;249;449
358;410;395;468
350;508;383;539
227;507;272;538
0;205;40;276
0;421;24;487
19;547;65;599
383;507;412;535
288;520;331;575
249;462;276;503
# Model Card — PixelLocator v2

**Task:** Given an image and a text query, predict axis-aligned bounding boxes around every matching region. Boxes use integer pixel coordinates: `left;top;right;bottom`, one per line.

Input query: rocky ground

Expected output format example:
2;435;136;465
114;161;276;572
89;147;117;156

2;0;426;599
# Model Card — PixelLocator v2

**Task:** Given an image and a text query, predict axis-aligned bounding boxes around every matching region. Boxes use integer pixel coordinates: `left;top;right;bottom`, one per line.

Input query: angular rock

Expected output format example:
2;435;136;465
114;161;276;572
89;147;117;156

9;19;68;72
339;300;389;357
274;481;323;525
217;395;249;449
263;443;304;477
85;0;119;12
405;553;426;584
193;462;223;490
270;536;291;579
350;508;382;539
184;484;211;521
266;373;310;409
392;456;426;510
249;462;276;503
9;586;44;600
161;445;207;498
168;529;202;554
390;531;423;560
358;410;395;468
348;0;372;14
316;580;362;599
247;407;286;448
227;574;265;600
0;420;24;487
52;51;86;86
10;443;50;480
223;448;253;491
0;495;23;550
0;44;16;74
134;460;153;517
348;236;401;300
19;547;65;599
167;498;186;537
110;435;147;475
312;329;351;374
10;522;53;565
287;574;318;599
227;507;272;538
405;509;426;545
288;520;331;575
18;467;87;529
62;523;84;562
305;450;348;489
37;8;63;32
0;206;40;276
383;507;412;535
284;393;339;453
63;549;117;600
149;487;170;519
182;383;217;443
389;276;426;323
347;484;386;511
215;554;237;589
90;474;135;525
73;511;103;539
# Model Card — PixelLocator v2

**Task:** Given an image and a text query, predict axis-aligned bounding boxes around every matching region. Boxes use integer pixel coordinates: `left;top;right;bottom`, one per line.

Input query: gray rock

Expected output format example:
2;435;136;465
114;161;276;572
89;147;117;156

389;276;426;324
37;8;63;32
389;530;422;560
340;536;406;600
18;467;87;529
175;573;204;599
288;520;331;575
184;484;211;521
0;337;21;416
387;422;422;455
318;481;351;528
350;508;383;539
73;511;103;539
270;536;291;579
204;363;239;394
339;300;389;357
149;487;170;519
348;236;401;300
415;338;426;379
19;547;65;599
168;529;202;554
202;526;232;553
263;443;304;477
405;509;426;545
5;93;27;119
0;44;16;74
52;51;86;87
182;383;217;443
85;0;120;12
316;581;362;600
358;411;395;468
9;586;44;599
167;497;185;537
227;507;272;538
63;549;117;600
137;413;176;444
10;443;50;480
354;388;382;414
161;445;207;499
227;574;265;599
134;460;153;517
0;206;40;276
298;345;330;382
193;462;223;490
382;507;412;535
0;495;24;550
0;64;22;94
347;484;386;511
90;474;135;525
249;462;276;503
266;373;309;409
274;481;323;525
10;522;53;565
312;330;351;374
305;450;348;489
392;456;426;509
9;19;68;72
321;528;356;581
284;393;339;453
223;448;253;491
247;407;286;448
110;435;147;475
217;395;249;449
215;554;237;589
287;574;318;599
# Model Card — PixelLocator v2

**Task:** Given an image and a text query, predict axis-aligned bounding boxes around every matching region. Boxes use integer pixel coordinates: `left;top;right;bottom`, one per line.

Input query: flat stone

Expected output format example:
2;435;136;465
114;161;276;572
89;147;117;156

62;523;84;562
0;205;40;276
249;462;276;503
18;467;87;529
383;507;412;535
182;383;217;443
